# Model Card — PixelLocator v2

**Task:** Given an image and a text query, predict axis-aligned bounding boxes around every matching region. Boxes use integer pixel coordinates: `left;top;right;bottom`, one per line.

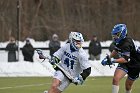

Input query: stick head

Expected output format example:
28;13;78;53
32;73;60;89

36;49;43;54
36;49;46;60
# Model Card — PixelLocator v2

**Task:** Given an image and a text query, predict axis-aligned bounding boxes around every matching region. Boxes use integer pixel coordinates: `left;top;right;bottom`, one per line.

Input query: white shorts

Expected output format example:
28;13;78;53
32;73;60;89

53;70;71;91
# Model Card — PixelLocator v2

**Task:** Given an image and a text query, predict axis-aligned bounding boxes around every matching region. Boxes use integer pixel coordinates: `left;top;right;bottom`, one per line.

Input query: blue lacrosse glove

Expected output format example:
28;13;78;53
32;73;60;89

101;56;116;66
73;75;84;85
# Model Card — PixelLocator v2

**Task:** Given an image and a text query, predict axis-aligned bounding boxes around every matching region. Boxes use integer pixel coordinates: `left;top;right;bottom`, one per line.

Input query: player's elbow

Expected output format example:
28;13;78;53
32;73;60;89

81;67;91;80
86;67;91;76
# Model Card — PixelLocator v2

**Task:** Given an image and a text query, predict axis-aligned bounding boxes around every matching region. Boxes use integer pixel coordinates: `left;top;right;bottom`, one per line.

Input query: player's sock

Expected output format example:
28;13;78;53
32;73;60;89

126;90;132;93
44;90;48;93
112;85;119;93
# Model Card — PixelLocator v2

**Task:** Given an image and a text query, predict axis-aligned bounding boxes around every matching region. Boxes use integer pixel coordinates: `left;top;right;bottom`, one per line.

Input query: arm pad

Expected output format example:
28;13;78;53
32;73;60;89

80;67;91;80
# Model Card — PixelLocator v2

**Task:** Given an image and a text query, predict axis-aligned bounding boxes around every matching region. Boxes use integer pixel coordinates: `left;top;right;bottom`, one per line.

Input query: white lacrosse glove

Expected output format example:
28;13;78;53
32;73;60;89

72;75;84;85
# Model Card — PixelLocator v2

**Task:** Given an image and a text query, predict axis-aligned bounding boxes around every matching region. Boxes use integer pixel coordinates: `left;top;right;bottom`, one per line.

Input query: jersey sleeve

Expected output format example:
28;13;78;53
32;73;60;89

78;49;91;70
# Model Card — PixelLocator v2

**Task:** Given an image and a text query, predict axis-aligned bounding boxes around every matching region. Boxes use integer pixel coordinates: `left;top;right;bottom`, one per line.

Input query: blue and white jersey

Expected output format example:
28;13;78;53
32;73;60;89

53;43;91;77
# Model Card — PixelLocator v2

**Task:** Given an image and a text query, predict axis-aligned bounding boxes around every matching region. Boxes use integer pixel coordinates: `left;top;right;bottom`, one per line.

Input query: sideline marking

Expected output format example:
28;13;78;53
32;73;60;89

0;83;51;90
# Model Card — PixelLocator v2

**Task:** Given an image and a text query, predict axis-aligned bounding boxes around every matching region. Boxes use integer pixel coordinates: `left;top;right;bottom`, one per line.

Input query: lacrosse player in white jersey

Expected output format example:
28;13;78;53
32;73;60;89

44;32;91;93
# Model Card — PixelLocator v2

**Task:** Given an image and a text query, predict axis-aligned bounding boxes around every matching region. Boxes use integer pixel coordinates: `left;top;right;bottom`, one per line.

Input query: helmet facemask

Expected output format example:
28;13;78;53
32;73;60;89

112;31;122;43
72;39;82;49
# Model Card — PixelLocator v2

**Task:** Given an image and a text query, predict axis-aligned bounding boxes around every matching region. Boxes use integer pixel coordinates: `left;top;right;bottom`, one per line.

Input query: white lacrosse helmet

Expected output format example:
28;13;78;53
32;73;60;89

69;32;84;50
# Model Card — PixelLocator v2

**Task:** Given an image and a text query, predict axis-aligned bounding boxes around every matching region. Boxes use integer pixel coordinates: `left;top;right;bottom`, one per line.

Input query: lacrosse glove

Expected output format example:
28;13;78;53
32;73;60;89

101;57;116;66
73;75;84;85
49;56;60;68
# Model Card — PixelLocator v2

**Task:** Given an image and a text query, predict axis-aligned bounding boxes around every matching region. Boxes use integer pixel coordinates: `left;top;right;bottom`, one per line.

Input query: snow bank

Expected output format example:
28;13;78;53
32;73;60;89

0;60;117;77
0;61;55;77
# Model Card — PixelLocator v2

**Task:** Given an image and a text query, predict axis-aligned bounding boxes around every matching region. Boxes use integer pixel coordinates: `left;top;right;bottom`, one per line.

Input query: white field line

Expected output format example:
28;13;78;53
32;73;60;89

0;83;51;90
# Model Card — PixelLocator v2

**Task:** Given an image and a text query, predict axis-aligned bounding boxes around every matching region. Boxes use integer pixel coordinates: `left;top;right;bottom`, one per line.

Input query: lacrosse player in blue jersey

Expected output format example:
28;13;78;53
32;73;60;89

42;32;91;93
101;24;140;93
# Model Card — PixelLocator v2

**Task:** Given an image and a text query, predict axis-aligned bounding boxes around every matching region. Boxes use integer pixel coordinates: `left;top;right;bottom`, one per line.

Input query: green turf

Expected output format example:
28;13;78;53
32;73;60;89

0;77;139;93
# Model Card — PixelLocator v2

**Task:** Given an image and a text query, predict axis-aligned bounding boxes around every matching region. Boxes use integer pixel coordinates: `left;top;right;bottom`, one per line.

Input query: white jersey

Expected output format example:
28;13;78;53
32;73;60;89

53;43;91;77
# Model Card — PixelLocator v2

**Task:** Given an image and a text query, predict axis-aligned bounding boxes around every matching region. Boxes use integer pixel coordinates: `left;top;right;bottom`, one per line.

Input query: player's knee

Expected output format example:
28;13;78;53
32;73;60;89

125;82;133;90
50;83;59;91
51;85;57;90
112;77;120;85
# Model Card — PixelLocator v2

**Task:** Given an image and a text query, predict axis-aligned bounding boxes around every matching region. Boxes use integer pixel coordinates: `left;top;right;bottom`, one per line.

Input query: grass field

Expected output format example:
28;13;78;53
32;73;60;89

0;77;139;93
